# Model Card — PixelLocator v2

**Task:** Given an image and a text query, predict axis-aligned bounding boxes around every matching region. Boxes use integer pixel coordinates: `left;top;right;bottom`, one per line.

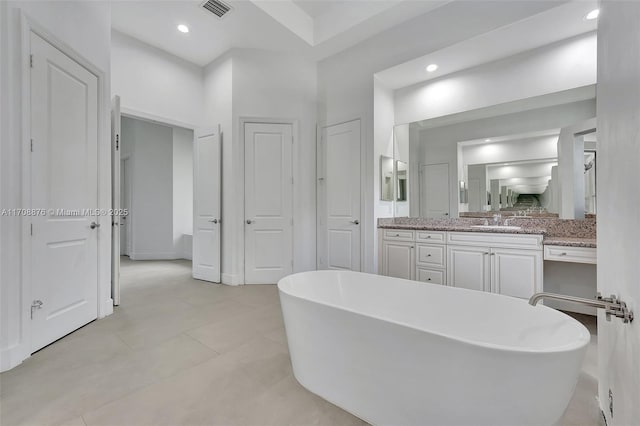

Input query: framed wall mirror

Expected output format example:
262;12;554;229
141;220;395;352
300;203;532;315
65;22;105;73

391;85;597;220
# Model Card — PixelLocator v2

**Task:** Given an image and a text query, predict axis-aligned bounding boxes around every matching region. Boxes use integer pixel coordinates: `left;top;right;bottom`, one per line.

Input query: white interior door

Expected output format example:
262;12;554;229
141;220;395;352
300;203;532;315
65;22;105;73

320;120;361;271
29;31;99;351
111;95;121;306
420;163;450;218
244;122;293;284
193;128;221;282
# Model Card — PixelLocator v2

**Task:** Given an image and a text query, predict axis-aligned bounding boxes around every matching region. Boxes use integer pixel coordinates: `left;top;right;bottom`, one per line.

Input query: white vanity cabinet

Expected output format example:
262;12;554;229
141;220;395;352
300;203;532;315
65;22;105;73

415;231;447;285
379;229;417;280
447;232;543;299
447;245;491;292
381;240;415;280
379;228;543;299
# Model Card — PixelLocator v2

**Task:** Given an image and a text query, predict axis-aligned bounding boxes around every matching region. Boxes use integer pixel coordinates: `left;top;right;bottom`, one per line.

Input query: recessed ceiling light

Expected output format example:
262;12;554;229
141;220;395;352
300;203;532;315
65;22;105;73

425;64;438;73
586;9;599;20
177;24;189;33
485;139;491;142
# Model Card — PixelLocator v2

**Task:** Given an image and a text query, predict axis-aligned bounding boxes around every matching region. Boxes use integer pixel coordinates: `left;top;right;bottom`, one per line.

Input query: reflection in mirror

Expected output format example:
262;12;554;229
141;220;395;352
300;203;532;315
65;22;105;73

380;155;394;201
459;130;559;215
392;87;597;219
584;131;597;214
396;161;407;201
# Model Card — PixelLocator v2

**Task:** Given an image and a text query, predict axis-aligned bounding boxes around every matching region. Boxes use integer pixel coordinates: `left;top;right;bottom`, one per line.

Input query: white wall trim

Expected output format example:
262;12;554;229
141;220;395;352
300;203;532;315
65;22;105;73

121;106;197;131
238;117;299;284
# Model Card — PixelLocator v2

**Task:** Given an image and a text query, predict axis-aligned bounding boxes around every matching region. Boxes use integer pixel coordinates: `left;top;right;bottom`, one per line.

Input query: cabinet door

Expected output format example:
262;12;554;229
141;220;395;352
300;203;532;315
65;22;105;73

491;248;542;299
382;241;415;280
447;245;490;292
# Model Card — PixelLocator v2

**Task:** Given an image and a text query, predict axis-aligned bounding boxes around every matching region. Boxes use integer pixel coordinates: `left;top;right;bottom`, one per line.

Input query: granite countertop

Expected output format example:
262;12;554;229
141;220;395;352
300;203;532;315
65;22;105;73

541;236;597;248
378;217;597;248
378;222;547;235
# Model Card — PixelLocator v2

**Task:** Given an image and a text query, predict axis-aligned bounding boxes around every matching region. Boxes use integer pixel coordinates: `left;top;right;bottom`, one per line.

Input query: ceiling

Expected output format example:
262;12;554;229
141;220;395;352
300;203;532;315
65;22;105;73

111;0;599;80
111;0;448;66
376;0;598;89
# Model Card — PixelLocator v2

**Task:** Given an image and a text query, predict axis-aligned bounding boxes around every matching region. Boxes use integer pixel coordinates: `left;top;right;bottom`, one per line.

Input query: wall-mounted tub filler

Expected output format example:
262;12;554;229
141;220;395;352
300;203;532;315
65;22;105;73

529;292;634;323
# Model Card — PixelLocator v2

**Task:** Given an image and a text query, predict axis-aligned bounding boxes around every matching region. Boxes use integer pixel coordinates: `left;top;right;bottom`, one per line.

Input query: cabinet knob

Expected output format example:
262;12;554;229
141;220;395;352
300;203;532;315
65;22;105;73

427;278;432;281
427;254;432;257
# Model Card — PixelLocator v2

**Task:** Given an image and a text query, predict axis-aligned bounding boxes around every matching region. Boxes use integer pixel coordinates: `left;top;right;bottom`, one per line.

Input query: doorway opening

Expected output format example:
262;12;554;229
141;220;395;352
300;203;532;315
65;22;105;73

113;114;196;305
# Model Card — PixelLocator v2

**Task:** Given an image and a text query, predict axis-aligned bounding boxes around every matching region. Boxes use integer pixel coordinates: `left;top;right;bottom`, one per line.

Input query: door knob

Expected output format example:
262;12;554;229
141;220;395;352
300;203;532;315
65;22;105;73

90;222;100;229
246;219;252;224
209;219;219;224
351;220;360;225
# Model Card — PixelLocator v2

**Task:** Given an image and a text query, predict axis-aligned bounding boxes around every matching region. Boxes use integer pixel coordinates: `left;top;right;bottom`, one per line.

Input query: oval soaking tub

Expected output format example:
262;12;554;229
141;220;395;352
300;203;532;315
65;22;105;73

278;270;590;426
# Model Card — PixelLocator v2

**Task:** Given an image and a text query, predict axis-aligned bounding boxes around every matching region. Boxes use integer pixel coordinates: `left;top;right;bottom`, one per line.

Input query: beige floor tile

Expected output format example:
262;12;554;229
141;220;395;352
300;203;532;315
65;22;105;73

55;416;87;426
1;259;602;426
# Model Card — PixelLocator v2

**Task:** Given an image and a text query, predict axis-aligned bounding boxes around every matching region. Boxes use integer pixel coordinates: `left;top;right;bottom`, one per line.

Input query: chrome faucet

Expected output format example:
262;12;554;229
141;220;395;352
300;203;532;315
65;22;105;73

529;292;634;323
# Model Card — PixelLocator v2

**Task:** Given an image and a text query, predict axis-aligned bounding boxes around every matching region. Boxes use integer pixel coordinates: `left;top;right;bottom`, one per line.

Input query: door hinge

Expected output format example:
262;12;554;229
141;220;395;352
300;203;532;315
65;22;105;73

116;134;119;151
30;139;33;152
30;223;33;236
30;54;33;68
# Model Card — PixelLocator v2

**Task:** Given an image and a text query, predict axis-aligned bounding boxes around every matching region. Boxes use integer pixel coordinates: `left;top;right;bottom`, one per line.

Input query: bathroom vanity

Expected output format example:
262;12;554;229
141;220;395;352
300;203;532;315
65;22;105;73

378;218;597;306
379;226;544;300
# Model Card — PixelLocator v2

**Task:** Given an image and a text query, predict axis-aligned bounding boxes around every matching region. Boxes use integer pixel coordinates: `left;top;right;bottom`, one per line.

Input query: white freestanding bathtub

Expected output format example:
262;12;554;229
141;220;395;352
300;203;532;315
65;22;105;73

278;270;590;426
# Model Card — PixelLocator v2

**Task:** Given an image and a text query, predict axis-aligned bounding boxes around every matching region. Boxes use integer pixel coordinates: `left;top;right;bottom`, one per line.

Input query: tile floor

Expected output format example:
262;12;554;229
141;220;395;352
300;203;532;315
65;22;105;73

0;258;603;426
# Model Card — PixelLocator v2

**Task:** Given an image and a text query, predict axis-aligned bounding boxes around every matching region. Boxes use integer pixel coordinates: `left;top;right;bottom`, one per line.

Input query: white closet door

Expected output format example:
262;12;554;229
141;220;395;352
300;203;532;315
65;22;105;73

30;31;99;351
192;128;221;282
320;120;361;271
244;122;293;284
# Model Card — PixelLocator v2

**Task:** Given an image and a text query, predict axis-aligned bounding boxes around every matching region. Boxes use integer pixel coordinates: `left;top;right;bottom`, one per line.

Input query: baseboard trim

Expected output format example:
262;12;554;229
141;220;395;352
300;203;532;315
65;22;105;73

129;252;181;261
0;343;29;373
221;273;241;286
101;298;114;318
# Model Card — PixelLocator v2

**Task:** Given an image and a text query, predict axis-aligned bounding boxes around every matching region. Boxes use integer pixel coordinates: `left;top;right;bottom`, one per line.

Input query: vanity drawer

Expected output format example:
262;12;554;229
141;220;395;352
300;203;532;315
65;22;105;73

383;229;415;241
416;267;445;285
416;244;446;267
544;245;596;264
416;231;446;244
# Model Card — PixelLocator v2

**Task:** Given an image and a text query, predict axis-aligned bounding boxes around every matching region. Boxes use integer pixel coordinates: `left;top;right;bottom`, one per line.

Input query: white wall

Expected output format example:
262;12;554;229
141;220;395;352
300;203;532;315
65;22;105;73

231;49;317;281
394;32;597;125
111;30;203;127
0;0;112;372
172;126;194;259
596;2;640;424
122;117;175;259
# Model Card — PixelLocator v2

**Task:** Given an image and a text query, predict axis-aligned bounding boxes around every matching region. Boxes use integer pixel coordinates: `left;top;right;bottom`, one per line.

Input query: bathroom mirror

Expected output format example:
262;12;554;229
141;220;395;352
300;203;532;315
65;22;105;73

396;161;407;202
392;86;597;219
380;155;394;201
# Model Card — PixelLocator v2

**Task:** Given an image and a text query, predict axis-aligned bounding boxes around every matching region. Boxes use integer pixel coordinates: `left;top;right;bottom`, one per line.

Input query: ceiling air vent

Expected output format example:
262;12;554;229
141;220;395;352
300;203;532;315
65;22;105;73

201;0;232;19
